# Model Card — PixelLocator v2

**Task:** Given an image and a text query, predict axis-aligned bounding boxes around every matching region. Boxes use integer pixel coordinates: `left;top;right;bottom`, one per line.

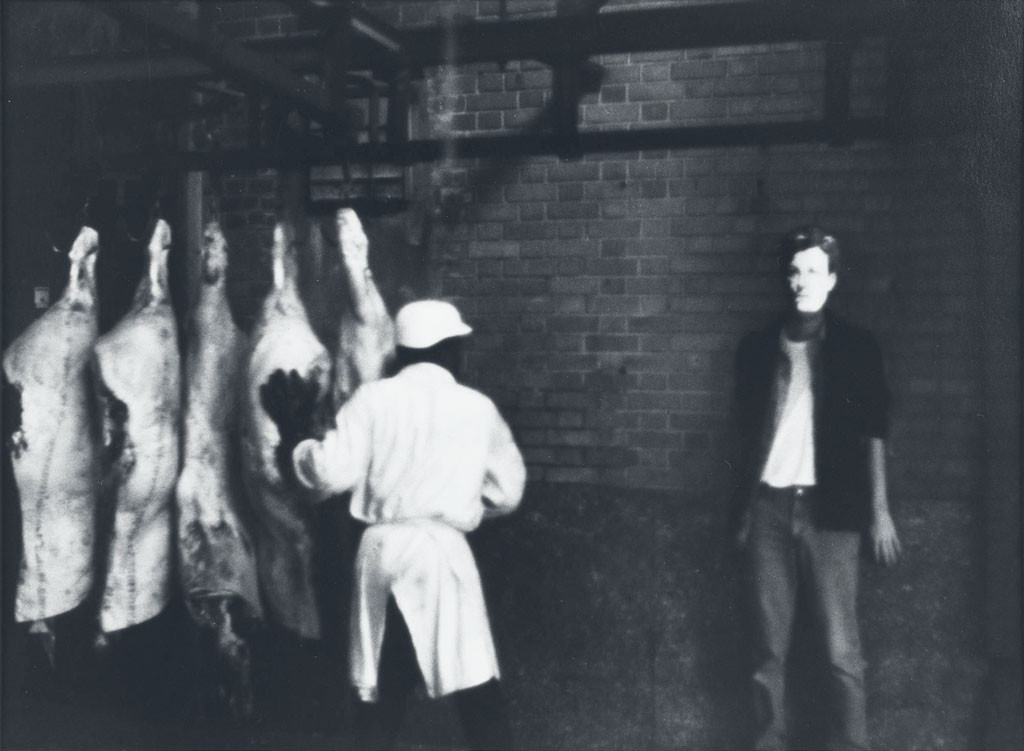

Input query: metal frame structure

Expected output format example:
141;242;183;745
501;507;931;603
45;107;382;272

7;1;912;174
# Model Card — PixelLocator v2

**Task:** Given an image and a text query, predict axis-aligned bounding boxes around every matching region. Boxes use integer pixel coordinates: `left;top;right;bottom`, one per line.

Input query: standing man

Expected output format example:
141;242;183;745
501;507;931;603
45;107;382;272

262;299;525;751
732;227;902;751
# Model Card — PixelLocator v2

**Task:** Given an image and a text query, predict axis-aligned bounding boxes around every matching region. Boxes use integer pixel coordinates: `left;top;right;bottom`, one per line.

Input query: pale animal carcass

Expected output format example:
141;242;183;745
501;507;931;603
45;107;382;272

92;219;179;633
332;208;395;405
3;227;101;637
241;220;331;639
175;221;262;712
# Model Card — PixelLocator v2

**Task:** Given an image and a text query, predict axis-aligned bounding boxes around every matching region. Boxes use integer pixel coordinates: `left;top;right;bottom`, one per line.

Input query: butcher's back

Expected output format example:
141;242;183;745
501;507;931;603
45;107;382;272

349;363;501;532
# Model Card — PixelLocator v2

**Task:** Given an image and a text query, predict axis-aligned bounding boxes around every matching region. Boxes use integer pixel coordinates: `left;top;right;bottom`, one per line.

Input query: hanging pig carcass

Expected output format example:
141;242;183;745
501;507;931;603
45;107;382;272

2;227;101;639
92;219;179;633
177;220;261;619
241;220;332;640
175;220;262;714
331;208;395;405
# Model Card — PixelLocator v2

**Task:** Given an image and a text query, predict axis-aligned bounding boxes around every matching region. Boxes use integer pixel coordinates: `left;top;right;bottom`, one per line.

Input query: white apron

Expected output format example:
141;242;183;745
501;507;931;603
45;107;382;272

351;518;500;702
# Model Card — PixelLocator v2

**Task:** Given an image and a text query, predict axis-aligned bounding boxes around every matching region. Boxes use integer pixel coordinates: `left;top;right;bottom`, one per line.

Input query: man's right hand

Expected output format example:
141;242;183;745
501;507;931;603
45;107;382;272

870;509;902;566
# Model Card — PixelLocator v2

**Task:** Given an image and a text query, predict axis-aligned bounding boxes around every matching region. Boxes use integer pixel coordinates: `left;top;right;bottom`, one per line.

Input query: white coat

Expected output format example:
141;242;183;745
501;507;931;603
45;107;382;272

292;362;526;700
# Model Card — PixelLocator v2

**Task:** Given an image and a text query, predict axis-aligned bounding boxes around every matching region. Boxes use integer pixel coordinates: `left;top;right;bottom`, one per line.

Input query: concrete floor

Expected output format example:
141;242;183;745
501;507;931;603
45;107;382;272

2;481;988;750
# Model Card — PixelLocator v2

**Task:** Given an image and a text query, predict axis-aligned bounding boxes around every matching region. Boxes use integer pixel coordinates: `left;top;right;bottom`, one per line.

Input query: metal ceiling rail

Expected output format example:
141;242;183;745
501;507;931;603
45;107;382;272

10;56;214;87
11;2;904;87
397;1;907;67
8;1;897;170
9;60;386;101
8;34;326;87
93;116;890;173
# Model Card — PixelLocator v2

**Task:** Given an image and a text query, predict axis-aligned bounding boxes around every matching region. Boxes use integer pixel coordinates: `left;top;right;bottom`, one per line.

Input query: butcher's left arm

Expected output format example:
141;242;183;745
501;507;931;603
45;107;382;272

293;390;373;500
482;407;526;517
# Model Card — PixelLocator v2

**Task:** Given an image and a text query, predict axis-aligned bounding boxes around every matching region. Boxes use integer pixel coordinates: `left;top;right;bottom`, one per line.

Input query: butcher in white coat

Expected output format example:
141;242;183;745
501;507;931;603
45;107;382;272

260;299;525;750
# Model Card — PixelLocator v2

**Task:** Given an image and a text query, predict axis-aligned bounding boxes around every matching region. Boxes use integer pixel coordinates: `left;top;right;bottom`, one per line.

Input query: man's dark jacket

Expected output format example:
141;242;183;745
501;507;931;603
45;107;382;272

732;310;890;532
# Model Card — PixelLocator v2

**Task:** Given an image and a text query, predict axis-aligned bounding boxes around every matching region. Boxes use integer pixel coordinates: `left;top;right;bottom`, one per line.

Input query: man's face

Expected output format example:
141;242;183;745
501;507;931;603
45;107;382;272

787;245;836;313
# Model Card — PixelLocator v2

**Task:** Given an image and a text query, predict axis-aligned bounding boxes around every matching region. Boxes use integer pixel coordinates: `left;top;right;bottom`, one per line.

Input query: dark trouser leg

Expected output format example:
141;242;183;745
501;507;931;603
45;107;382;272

352;597;419;750
747;488;798;751
798;512;868;751
454;678;513;751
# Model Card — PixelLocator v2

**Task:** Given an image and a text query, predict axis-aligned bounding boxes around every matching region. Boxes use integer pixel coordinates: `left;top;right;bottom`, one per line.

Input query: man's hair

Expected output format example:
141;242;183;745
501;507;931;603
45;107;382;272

777;226;840;274
395;335;464;377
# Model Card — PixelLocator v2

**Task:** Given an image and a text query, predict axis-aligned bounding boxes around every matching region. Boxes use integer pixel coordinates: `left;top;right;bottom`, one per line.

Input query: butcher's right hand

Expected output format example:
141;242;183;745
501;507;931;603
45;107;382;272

261;369;328;486
259;369;322;445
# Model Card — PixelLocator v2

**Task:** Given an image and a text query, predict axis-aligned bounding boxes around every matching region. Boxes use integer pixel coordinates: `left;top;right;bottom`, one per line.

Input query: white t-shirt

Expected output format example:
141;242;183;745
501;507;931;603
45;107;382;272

761;336;817;487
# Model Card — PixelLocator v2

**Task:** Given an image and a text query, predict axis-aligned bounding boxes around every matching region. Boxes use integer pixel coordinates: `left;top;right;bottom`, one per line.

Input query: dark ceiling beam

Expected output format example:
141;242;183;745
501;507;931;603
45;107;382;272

11;2;908;88
8;33;328;87
96;2;345;129
353;117;892;161
6;48;390;90
824;38;853;146
94;117;889;172
10;56;213;87
398;1;908;67
551;0;610;158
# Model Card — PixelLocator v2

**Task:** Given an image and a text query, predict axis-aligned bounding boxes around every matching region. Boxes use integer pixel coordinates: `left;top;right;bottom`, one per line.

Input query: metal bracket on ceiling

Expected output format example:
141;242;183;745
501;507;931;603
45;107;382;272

97;1;347;133
551;0;609;160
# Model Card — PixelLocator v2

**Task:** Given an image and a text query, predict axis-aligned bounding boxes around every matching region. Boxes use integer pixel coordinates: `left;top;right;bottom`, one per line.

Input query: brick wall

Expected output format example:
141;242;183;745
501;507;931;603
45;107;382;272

210;1;982;504
364;11;977;509
427;139;984;502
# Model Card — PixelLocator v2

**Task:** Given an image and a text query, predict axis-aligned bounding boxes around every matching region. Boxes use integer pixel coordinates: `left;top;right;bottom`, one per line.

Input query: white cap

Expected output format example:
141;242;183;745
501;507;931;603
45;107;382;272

395;300;473;349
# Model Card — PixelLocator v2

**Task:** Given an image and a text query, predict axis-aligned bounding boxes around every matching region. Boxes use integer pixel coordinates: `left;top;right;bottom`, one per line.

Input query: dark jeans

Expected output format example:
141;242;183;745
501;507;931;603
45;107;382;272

353;597;513;750
746;484;867;751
